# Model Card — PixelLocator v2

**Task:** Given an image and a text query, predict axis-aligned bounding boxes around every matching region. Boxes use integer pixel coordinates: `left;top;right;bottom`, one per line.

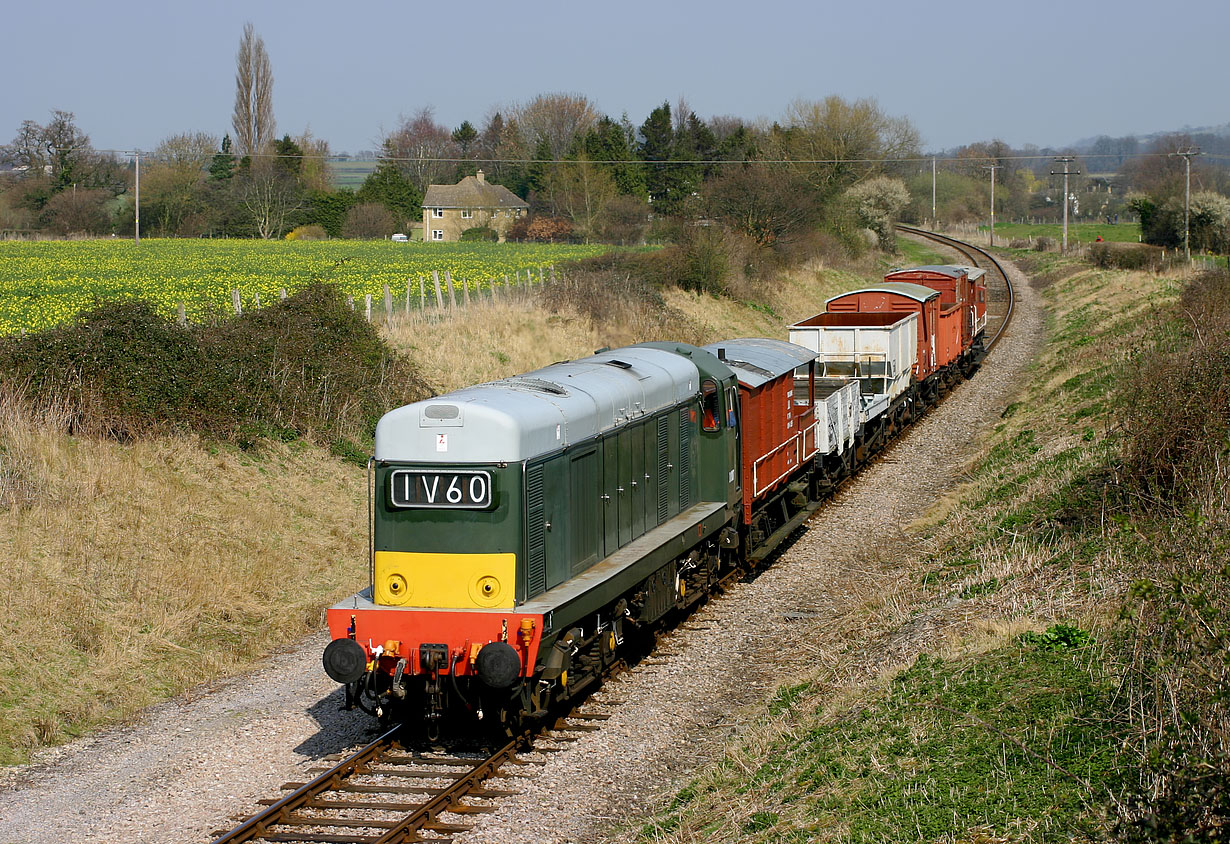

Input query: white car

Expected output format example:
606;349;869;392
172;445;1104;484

391;233;409;242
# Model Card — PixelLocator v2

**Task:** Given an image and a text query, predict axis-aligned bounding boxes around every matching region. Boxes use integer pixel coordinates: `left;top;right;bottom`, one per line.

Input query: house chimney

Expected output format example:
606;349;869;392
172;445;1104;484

476;169;486;184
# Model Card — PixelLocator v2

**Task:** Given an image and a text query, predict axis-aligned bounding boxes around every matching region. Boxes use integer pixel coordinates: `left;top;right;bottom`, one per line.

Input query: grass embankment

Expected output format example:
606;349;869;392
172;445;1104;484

0;246;884;764
624;256;1229;841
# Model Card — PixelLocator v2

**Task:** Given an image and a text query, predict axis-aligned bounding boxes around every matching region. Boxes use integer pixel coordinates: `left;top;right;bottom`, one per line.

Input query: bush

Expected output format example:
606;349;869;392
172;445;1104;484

509;216;575;243
0;284;428;446
1034;236;1055;251
342;202;396;239
459;226;497;242
1088;242;1166;271
285;224;328;241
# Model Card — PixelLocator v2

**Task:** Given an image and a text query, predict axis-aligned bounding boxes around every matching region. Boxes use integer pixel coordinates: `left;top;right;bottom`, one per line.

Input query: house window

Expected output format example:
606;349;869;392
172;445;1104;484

432;230;444;241
432;208;444;218
461;209;473;219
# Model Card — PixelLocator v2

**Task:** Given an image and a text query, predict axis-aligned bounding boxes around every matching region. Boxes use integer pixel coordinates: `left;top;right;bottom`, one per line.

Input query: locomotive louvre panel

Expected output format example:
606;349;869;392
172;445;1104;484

679;406;692;511
526;463;547;595
657;415;670;521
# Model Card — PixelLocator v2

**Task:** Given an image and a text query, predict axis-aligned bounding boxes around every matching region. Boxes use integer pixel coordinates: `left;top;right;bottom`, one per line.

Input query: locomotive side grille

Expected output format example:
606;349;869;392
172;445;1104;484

679;407;691;510
657;416;670;521
527;464;547;596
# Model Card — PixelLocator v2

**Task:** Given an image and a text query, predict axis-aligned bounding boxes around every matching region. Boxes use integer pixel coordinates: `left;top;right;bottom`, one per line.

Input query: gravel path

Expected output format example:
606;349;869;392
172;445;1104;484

0;257;1042;844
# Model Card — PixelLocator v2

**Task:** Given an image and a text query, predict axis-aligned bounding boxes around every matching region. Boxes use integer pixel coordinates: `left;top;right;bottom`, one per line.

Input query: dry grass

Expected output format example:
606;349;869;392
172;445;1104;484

380;263;860;393
0;252;888;764
0;401;366;762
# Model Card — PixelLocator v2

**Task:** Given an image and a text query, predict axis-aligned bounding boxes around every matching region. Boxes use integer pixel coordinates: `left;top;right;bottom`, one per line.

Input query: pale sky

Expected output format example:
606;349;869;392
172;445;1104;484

4;0;1226;157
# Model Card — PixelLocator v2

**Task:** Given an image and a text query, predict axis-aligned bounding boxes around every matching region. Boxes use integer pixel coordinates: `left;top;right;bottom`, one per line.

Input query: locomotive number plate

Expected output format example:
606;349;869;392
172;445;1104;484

389;470;492;509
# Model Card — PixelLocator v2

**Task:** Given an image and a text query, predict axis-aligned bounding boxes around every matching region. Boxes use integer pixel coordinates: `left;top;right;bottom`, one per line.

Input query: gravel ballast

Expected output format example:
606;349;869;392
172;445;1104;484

0;256;1043;844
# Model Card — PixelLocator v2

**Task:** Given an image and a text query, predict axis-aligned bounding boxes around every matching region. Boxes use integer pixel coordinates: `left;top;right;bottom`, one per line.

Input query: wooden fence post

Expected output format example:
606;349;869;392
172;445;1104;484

549;265;557;283
405;279;411;314
232;289;242;315
347;295;355;311
444;271;457;308
279;288;287;300
462;275;471;306
420;276;426;310
365;294;372;321
177;302;186;327
254;291;261;310
384;284;393;317
432;271;444;309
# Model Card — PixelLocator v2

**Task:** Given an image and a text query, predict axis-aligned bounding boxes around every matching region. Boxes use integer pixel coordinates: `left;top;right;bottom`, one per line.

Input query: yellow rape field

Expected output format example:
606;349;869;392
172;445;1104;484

0;239;615;335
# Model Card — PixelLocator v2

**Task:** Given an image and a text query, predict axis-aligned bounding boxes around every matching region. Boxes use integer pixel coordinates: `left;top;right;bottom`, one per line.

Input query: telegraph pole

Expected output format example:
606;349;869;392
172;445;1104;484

1170;147;1201;260
134;150;140;245
1051;156;1080;251
983;164;1000;247
931;158;937;227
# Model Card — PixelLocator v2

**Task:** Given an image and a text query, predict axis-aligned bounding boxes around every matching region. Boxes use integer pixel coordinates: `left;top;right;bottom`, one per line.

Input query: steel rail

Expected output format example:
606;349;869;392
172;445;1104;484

211;723;521;844
895;225;1016;351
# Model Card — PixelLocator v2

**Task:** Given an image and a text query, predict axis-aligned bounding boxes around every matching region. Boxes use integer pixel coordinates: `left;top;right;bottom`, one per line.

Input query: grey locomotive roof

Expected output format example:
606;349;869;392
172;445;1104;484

375;346;699;463
827;281;939;304
701;338;818;389
422;174;528;210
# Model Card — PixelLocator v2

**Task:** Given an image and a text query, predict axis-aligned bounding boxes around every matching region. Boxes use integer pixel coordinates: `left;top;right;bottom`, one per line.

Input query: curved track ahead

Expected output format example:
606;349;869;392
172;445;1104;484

896;225;1015;351
211;230;1015;844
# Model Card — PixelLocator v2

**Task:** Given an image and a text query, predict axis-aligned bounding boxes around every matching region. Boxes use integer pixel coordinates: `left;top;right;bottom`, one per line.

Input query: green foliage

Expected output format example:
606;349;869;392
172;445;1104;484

0;284;427;447
356;163;422;225
1018;623;1093;651
296;188;355;237
459;226;498;242
1088;242;1168;271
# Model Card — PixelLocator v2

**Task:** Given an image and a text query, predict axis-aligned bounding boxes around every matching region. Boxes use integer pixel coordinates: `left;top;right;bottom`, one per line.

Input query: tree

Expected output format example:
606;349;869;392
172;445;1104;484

1190;191;1230;254
546;155;618;242
704;164;823;246
582;116;645;197
381;107;457;194
232;23;276;158
844;176;911;250
210;135;237;181
241;159;302;239
42;187;112;235
356;162;421;228
342;202;395;239
510;93;598;161
142;131;217;236
766;97;920;200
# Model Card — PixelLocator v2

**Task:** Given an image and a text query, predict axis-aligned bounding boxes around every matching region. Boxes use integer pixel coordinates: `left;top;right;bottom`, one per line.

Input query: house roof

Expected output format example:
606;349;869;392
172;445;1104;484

422;173;528;210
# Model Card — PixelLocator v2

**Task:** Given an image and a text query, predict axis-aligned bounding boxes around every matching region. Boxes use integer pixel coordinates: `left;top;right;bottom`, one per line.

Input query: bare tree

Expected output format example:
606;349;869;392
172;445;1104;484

242;159;302;239
381;107;458;193
509;93;598;160
232;23;276;158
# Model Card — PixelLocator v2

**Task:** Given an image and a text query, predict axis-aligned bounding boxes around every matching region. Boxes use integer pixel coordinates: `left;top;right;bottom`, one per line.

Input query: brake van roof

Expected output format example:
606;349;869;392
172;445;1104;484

827;281;940;304
701;338;818;389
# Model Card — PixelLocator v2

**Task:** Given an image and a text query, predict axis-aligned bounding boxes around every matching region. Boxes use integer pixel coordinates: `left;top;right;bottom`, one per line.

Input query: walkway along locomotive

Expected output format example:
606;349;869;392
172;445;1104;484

321;265;989;735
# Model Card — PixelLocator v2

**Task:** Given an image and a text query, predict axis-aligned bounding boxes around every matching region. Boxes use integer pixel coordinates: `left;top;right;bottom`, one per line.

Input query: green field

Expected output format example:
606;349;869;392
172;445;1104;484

328;159;379;190
0;239;614;335
981;221;1142;244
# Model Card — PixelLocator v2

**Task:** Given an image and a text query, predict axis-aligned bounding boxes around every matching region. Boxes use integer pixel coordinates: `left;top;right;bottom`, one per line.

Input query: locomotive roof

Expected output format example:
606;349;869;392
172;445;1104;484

375;346;701;463
701;338;818;389
827;281;940;304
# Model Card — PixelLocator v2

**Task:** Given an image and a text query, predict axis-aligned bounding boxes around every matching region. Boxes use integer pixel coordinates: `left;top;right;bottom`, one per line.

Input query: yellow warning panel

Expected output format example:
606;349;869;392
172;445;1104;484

374;551;516;609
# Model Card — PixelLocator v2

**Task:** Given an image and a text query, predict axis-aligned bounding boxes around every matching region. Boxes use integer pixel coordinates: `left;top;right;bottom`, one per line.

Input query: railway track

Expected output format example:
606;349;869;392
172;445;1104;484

210;706;612;844
896;224;1016;351
211;231;1015;844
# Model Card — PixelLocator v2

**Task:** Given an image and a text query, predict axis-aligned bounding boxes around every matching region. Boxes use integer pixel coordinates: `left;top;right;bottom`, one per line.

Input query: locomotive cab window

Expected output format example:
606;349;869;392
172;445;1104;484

701;378;721;432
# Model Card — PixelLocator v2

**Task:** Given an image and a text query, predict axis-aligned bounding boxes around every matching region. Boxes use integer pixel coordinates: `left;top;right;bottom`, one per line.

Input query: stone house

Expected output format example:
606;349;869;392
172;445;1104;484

421;171;529;243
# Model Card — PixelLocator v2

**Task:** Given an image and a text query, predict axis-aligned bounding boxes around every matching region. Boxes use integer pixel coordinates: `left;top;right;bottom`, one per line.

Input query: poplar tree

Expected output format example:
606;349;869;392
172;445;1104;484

231;23;275;158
